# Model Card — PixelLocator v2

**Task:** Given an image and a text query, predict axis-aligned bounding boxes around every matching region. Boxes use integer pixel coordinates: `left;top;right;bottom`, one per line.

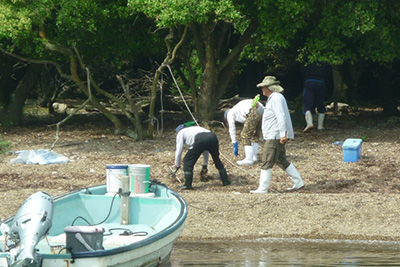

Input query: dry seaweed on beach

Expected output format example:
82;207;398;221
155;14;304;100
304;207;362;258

0;111;399;241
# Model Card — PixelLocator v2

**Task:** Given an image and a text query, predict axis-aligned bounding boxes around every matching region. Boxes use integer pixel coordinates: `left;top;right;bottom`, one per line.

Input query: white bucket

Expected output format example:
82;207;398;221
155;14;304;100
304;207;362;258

128;164;150;194
106;165;128;193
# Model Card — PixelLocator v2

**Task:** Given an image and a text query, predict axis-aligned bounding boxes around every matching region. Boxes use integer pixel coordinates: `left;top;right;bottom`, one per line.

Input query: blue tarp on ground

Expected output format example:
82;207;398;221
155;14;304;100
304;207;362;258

10;149;68;165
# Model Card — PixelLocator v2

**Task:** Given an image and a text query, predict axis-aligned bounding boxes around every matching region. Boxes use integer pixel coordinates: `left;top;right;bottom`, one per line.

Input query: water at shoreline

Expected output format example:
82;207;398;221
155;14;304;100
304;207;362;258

167;238;400;266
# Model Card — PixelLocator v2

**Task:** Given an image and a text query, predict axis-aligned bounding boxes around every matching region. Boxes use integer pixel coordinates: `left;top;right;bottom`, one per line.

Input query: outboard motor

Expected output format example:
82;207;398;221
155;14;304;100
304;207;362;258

8;191;54;266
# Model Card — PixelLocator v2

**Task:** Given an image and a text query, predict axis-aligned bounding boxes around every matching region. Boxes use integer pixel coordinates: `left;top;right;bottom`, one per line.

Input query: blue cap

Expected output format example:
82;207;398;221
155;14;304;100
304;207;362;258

175;124;186;133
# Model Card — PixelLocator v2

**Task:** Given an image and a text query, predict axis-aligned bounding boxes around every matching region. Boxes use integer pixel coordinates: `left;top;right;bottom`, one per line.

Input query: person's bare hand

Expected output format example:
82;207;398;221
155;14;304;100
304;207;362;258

280;137;288;144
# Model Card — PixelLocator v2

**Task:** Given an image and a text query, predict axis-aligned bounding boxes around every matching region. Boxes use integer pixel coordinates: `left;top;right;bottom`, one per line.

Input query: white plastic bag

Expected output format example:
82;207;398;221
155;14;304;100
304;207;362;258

10;149;68;165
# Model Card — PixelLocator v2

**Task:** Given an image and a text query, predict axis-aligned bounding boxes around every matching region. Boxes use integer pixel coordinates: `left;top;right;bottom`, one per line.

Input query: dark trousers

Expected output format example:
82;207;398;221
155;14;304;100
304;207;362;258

183;132;224;172
303;79;326;114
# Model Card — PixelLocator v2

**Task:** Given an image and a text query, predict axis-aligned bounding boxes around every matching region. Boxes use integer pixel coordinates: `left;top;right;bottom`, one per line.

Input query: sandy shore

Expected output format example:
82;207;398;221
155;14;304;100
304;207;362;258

178;191;400;241
0;112;399;243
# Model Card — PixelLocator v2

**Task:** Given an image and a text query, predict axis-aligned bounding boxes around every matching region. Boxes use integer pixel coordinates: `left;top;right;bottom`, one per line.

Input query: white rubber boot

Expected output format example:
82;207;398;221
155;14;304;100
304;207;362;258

303;110;314;133
237;145;254;166
250;169;271;194
285;163;305;191
318;113;325;130
252;142;259;162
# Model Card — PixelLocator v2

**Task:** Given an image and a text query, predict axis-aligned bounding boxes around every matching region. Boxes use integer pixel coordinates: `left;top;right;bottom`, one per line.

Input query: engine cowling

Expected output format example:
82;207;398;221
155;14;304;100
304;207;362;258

9;191;54;266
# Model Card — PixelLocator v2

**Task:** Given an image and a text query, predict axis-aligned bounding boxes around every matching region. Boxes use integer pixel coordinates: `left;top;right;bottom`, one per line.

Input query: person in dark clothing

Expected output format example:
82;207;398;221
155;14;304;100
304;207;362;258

172;125;231;190
303;62;331;132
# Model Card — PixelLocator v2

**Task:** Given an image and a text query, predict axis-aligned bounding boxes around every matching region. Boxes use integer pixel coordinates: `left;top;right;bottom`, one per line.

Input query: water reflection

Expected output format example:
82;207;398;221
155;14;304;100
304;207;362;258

167;238;400;266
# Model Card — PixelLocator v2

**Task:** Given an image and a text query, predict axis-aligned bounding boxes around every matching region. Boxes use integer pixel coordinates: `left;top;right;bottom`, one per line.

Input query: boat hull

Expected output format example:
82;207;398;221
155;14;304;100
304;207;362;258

40;223;184;267
0;182;188;267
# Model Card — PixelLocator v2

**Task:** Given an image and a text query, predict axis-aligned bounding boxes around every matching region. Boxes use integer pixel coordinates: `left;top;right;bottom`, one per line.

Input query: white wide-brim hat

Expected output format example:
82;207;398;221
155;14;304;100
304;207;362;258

257;76;284;93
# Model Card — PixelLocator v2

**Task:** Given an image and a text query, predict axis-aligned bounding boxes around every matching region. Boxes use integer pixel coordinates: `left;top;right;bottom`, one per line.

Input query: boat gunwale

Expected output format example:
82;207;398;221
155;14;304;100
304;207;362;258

1;183;188;260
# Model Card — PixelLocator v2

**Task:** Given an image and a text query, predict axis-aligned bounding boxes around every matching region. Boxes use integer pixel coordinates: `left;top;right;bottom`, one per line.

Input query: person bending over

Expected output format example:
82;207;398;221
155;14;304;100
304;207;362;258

172;125;231;190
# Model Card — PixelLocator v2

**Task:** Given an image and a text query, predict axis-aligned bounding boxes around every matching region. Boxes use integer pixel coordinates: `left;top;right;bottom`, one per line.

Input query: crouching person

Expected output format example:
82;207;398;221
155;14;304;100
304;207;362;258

250;76;305;194
224;97;264;166
172;124;231;190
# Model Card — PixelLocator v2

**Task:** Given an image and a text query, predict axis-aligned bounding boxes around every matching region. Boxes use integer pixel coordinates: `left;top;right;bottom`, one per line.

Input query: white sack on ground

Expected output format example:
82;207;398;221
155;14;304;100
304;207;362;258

10;149;68;165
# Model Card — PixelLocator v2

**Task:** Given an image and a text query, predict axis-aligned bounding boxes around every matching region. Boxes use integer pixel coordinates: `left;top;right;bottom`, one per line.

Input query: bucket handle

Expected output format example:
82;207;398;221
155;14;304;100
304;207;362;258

75;233;94;251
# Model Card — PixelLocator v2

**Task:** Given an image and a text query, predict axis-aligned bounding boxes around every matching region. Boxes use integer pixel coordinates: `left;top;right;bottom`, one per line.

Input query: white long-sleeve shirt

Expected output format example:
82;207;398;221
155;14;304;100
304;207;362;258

262;92;294;140
227;99;264;143
174;126;210;167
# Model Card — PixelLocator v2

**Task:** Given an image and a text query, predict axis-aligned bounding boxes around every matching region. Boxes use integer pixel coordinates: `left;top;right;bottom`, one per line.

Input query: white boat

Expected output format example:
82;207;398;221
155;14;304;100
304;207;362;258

0;180;188;266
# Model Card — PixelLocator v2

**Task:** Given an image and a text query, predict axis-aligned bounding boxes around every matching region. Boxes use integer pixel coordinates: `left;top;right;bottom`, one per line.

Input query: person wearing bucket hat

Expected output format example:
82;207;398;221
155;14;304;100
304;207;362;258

224;96;264;166
256;76;285;93
173;125;230;190
250;76;305;193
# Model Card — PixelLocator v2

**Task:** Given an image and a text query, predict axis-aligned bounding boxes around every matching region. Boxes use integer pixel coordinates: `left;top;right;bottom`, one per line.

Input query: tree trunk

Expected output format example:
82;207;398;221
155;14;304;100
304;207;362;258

192;20;258;122
331;65;347;116
0;63;42;126
199;62;219;121
0;53;16;109
346;62;362;103
148;68;162;135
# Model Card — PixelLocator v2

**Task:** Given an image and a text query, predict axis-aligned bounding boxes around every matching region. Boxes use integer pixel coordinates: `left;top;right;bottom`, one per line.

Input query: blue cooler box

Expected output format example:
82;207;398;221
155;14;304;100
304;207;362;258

343;138;362;162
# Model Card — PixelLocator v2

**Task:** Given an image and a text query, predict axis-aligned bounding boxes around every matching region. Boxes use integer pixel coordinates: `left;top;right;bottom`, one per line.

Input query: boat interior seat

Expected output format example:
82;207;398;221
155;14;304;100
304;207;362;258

102;223;154;248
44;227;151;251
48;233;66;245
102;234;148;248
46;233;150;249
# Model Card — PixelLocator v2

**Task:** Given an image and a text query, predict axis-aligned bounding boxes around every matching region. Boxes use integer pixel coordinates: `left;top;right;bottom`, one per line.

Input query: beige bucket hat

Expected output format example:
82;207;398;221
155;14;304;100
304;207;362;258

257;76;284;93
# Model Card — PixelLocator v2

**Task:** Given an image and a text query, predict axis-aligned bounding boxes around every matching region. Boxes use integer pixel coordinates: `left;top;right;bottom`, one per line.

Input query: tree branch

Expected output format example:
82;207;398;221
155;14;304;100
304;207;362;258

190;22;207;68
217;20;259;72
0;47;72;80
167;25;189;65
50;98;90;150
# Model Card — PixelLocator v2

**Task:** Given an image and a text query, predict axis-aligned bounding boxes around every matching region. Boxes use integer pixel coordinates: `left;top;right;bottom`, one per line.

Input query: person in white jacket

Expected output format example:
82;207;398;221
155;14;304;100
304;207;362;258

224;98;264;165
250;76;305;194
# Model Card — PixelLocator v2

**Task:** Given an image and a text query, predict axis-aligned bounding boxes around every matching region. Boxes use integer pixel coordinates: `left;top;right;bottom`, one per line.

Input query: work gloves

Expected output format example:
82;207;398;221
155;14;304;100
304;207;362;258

252;94;260;107
233;141;239;157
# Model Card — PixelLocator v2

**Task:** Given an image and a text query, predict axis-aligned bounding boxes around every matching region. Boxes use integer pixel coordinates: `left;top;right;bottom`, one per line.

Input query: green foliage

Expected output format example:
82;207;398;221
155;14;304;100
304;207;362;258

128;0;246;27
1;0;400;123
0;0;53;54
300;0;400;65
0;125;11;154
0;138;10;154
243;0;312;66
0;0;165;68
244;0;400;69
0;0;169;130
2;0;399;71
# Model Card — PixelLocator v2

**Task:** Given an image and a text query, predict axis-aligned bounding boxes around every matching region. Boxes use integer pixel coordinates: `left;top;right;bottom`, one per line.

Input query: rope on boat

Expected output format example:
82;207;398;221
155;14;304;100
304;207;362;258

104;228;148;237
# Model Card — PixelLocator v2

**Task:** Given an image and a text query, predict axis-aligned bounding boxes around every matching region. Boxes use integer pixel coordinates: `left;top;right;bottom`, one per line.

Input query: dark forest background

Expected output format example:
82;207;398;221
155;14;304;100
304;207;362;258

1;0;399;141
